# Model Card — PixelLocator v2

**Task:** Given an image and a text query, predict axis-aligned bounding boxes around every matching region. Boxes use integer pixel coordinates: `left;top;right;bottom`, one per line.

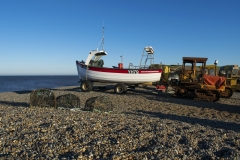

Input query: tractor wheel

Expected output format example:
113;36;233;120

80;80;93;92
114;83;127;94
224;87;233;98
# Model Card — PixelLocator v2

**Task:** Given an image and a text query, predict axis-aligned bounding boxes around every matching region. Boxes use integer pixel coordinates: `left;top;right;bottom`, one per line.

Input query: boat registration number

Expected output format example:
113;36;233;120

128;70;139;74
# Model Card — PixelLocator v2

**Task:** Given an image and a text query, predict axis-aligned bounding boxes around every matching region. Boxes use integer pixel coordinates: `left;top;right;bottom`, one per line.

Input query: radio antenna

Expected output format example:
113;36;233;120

120;55;124;63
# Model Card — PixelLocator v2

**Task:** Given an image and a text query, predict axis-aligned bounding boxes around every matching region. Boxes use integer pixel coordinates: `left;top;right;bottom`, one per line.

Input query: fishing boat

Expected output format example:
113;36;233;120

76;30;162;94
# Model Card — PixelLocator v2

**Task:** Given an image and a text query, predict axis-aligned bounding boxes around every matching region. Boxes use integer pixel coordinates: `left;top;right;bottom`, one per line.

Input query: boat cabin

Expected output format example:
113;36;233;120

85;50;107;67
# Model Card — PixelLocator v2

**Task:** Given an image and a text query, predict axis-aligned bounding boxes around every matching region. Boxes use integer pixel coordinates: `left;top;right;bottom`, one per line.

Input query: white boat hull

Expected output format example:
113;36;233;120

76;61;162;85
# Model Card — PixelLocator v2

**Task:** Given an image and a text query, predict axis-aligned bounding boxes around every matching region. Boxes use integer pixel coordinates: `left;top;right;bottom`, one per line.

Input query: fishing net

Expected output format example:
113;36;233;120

30;89;56;108
83;96;113;112
56;94;80;109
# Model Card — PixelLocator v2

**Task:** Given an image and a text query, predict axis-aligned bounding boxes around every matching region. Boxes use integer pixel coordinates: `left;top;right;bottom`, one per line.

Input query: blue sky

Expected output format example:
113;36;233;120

0;0;239;75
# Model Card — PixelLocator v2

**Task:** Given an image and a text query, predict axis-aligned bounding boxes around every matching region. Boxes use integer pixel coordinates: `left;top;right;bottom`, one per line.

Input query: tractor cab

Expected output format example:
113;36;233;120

219;65;239;78
180;57;207;83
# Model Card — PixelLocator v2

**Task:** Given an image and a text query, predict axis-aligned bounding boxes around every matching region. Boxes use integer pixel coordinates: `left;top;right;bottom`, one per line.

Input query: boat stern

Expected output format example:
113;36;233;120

76;60;86;81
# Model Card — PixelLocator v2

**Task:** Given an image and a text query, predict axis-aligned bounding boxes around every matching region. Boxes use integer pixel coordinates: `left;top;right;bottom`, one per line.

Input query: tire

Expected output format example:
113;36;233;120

213;91;221;102
224;87;233;98
114;83;127;94
80;80;93;92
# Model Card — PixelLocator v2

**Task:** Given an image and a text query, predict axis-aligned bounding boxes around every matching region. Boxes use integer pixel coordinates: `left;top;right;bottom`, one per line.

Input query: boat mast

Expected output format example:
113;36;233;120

98;22;105;51
101;24;104;51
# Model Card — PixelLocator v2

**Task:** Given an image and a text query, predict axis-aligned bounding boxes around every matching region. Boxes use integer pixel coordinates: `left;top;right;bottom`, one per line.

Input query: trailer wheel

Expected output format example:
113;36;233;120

80;80;93;92
114;83;127;94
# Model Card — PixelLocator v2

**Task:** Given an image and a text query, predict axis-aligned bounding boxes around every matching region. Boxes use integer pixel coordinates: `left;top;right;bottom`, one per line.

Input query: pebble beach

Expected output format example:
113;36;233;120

0;85;240;160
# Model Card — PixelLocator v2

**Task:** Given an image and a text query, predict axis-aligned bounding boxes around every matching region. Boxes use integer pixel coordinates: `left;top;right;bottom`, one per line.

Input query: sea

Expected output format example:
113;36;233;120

0;75;79;93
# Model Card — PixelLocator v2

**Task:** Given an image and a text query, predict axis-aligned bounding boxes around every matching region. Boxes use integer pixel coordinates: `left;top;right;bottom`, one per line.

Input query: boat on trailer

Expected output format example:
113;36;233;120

76;32;162;94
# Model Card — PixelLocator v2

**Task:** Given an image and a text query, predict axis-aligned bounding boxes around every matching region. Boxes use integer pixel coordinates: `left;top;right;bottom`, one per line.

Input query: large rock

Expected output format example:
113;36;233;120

83;96;113;112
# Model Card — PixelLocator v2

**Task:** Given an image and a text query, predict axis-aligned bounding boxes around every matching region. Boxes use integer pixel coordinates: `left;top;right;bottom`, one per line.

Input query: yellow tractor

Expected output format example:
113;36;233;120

172;57;233;101
218;65;240;92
